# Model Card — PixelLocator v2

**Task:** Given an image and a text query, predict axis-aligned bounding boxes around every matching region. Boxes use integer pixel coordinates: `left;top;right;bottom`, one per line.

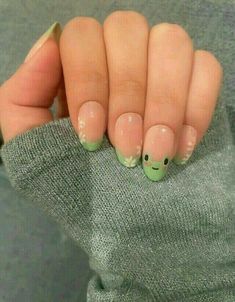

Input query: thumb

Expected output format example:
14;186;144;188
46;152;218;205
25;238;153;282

0;22;62;143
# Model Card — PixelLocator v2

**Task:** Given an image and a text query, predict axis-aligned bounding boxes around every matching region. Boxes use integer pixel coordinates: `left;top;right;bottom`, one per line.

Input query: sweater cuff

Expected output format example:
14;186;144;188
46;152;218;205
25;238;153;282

0;118;89;180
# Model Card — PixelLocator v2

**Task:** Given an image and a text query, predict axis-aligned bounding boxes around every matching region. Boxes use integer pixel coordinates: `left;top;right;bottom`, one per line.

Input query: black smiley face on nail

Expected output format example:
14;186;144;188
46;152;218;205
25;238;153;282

164;158;169;165
144;154;169;170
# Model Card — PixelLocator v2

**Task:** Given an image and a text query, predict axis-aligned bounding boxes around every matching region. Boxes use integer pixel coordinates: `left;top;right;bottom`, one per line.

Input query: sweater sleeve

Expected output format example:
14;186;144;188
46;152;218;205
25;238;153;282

1;116;234;302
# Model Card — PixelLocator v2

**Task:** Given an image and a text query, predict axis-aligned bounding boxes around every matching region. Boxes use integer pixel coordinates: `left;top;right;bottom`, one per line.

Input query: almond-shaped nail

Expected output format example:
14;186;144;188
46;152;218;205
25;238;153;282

24;22;61;63
173;125;197;165
77;101;106;151
114;113;143;168
142;125;175;181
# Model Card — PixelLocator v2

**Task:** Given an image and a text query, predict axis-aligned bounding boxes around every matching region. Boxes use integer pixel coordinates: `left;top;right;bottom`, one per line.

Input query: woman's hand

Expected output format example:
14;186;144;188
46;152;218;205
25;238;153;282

0;12;233;301
0;11;223;181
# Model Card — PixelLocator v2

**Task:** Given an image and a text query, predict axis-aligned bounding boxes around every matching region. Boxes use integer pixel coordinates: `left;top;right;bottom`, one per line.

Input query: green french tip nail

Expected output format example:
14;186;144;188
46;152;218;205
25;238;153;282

80;138;103;151
24;21;62;63
173;155;188;165
143;155;170;181
115;149;140;168
43;22;62;43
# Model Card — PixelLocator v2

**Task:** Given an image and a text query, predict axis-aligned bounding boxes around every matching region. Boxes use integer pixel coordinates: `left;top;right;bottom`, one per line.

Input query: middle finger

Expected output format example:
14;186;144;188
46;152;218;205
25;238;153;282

103;11;149;168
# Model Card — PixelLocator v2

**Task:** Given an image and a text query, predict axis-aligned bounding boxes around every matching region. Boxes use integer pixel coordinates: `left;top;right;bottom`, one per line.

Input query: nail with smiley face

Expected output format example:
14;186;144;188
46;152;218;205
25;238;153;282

142;125;175;181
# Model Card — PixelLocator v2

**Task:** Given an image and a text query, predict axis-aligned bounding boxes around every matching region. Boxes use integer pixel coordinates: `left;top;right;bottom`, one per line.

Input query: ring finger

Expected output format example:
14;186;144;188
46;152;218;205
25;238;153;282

143;23;194;181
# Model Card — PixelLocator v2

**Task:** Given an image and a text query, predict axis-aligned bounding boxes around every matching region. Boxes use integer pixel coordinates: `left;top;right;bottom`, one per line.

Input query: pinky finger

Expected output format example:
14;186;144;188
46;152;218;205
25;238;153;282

173;50;223;165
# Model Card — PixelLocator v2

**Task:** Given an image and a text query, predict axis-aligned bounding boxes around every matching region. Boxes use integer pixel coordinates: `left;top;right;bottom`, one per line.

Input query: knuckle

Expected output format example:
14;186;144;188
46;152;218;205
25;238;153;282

104;10;147;27
79;70;108;86
113;77;144;96
155;91;183;109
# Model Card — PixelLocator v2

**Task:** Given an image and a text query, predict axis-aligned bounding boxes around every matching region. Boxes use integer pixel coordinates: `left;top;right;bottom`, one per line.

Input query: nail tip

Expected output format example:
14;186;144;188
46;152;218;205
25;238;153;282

48;21;61;32
24;21;62;63
118;159;138;168
143;170;167;182
47;22;62;43
81;139;103;151
174;161;187;166
173;157;188;165
115;149;139;168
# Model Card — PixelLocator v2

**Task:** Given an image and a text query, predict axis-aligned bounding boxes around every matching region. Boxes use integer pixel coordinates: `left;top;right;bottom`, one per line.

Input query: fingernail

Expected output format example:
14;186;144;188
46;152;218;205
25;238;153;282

114;113;143;168
142;125;175;181
173;125;197;165
77;101;106;151
24;22;61;63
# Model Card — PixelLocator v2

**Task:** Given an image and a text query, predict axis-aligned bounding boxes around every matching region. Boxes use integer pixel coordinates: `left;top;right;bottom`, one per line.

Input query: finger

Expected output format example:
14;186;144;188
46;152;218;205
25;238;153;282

0;22;62;143
55;73;69;119
143;23;194;181
103;11;149;167
60;17;108;151
173;50;223;165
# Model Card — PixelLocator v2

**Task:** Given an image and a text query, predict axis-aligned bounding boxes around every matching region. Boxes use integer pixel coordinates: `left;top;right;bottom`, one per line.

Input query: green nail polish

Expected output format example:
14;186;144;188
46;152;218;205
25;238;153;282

116;149;140;168
173;155;188;165
143;154;170;181
24;22;61;63
80;137;103;151
77;101;105;152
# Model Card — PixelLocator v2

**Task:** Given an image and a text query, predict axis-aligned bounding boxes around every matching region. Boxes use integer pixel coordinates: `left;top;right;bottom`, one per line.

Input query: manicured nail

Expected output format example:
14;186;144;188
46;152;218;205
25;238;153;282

24;22;61;63
173;125;197;165
142;125;175;181
77;101;106;151
114;113;143;168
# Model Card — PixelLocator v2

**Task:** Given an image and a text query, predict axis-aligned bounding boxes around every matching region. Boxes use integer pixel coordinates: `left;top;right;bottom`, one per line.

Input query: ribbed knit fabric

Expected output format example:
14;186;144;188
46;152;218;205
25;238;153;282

0;1;235;301
1;104;234;301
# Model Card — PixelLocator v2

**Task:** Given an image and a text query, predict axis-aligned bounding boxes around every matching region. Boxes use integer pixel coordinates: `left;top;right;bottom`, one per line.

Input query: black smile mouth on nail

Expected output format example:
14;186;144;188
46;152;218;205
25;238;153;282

152;167;159;170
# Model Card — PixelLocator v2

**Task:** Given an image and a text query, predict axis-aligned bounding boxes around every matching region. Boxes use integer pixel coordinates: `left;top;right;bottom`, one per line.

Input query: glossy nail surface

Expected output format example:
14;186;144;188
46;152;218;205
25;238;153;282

24;22;61;63
142;125;175;181
115;113;143;167
77;101;105;151
173;125;197;165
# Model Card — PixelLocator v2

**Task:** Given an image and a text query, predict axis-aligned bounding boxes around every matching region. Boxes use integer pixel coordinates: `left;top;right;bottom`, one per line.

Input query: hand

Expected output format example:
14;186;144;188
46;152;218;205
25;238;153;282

0;11;222;181
0;12;233;302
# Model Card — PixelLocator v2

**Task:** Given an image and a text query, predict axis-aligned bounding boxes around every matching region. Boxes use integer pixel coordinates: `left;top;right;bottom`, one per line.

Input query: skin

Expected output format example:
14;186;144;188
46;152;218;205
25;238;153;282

0;11;223;181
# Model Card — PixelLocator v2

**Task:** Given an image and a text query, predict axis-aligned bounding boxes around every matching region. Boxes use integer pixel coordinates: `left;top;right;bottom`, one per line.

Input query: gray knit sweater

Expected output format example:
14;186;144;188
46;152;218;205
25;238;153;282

0;0;235;301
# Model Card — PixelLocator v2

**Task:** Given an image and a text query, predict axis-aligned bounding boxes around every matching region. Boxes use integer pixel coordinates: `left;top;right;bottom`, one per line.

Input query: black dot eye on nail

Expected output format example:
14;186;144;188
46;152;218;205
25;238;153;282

164;158;169;165
144;154;149;161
